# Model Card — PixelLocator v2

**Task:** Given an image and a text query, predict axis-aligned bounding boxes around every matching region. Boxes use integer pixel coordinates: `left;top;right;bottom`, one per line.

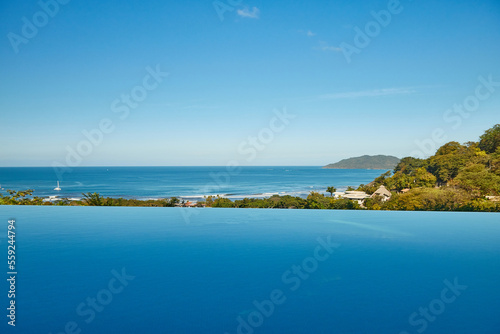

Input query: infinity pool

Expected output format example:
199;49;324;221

1;207;499;333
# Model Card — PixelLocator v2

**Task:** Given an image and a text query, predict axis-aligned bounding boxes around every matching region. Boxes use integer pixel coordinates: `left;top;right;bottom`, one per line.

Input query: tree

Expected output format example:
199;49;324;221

435;141;465;156
389;172;413;191
394;157;428;175
383;188;471;211
490;147;500;175
428;143;470;184
357;184;378;195
275;195;306;209
305;192;330;209
413;167;437;188
0;189;37;205
385;167;437;191
374;171;392;184
82;192;104;206
479;124;500;153
328;198;361;210
211;196;235;208
326;186;336;197
204;195;215;207
162;197;179;207
455;164;500;196
364;195;384;210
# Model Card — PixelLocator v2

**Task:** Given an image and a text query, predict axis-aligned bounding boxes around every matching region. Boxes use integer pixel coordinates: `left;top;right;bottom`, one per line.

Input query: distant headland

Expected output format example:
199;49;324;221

323;155;400;170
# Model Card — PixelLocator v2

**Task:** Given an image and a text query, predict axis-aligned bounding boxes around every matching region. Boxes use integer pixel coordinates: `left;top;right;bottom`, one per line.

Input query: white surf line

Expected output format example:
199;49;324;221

330;219;411;236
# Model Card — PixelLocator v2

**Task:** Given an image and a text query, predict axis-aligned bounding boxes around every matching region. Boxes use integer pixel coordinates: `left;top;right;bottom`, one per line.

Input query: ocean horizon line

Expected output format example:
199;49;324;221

1;165;327;168
0;165;395;169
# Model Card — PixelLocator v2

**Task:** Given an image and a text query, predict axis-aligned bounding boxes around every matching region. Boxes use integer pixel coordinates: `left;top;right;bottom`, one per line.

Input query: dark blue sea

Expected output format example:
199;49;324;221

0;167;386;200
0;207;499;333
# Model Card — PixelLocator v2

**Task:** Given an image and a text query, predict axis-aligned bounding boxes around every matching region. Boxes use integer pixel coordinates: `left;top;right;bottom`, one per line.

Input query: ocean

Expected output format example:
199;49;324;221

0;167;386;200
0;207;499;333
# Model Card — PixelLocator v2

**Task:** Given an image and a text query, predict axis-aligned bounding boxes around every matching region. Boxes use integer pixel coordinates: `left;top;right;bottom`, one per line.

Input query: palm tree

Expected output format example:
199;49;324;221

326;186;336;197
82;192;104;206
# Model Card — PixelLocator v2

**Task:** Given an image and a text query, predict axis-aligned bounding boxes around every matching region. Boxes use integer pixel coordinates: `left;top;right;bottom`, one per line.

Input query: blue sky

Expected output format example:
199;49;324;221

1;0;499;166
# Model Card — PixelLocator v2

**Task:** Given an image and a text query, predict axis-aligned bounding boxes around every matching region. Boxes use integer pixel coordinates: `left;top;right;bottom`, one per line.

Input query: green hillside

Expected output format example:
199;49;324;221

323;155;400;169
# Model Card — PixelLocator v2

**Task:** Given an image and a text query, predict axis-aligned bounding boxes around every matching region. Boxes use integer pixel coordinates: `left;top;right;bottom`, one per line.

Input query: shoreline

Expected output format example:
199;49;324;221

1;190;499;212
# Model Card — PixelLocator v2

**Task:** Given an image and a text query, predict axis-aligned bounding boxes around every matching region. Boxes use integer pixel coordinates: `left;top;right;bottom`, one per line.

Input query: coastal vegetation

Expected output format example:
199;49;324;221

358;124;500;211
1;125;499;212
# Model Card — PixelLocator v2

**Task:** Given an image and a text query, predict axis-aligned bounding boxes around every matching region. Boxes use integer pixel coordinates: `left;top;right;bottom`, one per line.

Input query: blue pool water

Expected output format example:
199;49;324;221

0;167;386;200
0;207;499;333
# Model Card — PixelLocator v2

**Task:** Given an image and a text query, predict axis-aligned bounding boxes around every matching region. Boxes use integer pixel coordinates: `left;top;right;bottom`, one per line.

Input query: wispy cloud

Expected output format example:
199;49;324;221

320;88;417;100
298;29;317;38
317;41;342;52
237;7;260;19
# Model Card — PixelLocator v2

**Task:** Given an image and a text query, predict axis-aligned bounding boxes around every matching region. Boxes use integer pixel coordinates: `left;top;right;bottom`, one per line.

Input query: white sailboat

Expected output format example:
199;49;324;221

54;181;61;191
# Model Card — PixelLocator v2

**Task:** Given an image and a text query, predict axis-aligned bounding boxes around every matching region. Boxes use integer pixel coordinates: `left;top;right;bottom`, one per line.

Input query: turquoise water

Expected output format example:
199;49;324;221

0;207;499;333
0;167;386;200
